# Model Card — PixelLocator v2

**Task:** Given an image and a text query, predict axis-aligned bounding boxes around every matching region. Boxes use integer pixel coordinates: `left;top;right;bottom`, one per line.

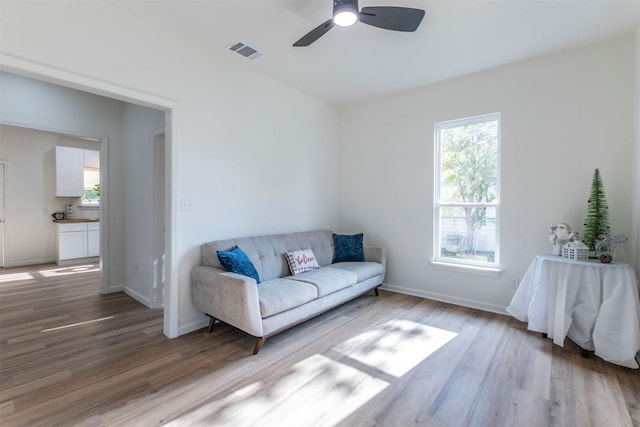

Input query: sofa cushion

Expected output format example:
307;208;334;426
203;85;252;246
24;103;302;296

284;249;320;275
258;278;318;318
285;267;358;297
333;233;365;263
216;246;260;283
331;262;384;282
202;230;334;282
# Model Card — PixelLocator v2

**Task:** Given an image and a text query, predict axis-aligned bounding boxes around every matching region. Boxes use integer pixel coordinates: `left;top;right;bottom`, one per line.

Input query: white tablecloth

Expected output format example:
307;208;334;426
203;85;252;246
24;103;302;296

506;255;640;368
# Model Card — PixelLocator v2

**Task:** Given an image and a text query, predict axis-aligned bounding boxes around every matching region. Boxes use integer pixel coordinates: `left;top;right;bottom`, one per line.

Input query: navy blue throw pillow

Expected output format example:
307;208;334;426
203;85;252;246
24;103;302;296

333;233;365;263
216;246;261;284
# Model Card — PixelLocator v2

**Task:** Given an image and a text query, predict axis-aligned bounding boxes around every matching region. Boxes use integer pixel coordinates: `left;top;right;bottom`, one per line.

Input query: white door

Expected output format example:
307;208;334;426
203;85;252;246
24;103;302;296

0;163;4;267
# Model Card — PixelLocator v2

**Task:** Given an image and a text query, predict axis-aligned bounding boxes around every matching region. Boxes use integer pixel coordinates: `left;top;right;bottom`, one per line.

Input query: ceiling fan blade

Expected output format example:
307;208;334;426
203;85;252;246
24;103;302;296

359;7;425;32
293;19;335;47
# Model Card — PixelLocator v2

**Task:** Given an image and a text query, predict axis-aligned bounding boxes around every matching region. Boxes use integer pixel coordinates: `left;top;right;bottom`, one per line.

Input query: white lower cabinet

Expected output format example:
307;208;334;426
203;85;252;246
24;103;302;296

87;223;100;257
57;222;100;263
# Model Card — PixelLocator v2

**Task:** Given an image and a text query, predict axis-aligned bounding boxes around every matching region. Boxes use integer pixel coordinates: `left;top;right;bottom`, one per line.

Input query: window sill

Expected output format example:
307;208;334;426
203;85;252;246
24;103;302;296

430;261;503;277
78;204;100;210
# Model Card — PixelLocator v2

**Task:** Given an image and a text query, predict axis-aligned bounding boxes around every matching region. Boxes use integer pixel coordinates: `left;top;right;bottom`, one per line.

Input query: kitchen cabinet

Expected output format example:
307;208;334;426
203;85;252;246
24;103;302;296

57;222;100;263
87;223;100;257
55;146;100;197
55;146;84;197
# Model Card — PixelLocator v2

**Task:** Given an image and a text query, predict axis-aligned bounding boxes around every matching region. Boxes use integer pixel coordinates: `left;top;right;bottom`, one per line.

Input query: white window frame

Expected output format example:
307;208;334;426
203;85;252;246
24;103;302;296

433;113;501;273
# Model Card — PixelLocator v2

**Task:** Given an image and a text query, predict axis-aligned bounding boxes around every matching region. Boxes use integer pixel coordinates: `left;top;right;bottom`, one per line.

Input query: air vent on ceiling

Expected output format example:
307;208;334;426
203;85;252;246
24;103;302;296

227;41;264;61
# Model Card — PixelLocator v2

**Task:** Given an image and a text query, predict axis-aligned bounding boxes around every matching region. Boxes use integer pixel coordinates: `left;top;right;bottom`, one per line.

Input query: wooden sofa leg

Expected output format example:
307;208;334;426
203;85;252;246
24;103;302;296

375;286;380;297
253;337;266;355
207;316;216;333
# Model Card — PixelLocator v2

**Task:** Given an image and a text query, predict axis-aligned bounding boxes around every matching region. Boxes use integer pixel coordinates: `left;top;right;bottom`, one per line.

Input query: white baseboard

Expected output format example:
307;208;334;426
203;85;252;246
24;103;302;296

179;317;209;336
57;257;98;267
123;286;152;308
381;283;508;315
5;258;57;268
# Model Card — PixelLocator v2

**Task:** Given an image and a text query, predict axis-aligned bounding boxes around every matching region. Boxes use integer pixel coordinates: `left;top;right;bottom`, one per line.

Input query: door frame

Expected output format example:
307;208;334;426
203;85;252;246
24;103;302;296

0;53;179;338
0;161;5;268
152;133;165;309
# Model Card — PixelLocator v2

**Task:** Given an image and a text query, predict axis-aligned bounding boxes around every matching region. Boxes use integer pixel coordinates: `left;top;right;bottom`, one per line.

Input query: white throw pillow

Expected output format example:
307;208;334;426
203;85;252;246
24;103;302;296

284;249;320;275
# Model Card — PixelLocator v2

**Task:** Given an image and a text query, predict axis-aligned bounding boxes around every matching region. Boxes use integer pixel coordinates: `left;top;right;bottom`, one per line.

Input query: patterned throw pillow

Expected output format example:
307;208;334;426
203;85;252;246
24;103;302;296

284;249;320;275
216;246;261;283
332;233;365;263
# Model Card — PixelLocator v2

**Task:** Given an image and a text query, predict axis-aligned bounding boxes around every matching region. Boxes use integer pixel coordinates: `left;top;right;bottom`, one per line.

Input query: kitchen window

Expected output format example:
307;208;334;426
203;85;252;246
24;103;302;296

82;167;100;206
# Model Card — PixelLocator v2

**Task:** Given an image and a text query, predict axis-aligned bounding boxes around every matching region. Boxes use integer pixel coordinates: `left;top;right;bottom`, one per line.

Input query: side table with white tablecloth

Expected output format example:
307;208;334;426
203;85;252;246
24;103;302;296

506;255;640;369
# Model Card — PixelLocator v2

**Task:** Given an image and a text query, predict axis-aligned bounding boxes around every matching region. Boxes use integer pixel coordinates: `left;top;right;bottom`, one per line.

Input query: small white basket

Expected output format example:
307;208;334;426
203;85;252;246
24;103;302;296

562;241;589;260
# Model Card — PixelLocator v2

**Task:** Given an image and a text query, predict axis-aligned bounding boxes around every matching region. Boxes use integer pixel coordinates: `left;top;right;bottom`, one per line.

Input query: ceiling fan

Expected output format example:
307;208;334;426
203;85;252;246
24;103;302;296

293;0;425;47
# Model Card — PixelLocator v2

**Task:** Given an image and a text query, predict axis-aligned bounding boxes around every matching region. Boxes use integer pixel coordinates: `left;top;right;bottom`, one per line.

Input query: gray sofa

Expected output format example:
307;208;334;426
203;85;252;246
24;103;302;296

191;230;386;354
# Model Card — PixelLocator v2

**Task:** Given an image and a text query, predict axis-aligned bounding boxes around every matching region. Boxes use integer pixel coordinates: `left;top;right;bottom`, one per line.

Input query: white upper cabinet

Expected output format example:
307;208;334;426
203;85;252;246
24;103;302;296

55;147;99;198
55;146;84;197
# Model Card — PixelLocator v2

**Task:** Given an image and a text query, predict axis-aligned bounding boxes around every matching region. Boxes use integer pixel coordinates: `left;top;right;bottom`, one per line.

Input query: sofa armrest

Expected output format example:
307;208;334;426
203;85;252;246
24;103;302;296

191;266;263;337
364;246;386;282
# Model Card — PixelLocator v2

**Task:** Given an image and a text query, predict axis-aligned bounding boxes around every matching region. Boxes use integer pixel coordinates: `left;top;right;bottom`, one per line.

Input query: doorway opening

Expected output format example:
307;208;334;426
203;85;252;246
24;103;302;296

0;57;177;337
0;125;102;273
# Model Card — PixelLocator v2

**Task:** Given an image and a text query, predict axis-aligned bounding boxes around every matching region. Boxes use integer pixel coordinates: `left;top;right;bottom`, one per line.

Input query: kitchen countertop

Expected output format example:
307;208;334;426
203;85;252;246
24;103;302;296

53;219;100;223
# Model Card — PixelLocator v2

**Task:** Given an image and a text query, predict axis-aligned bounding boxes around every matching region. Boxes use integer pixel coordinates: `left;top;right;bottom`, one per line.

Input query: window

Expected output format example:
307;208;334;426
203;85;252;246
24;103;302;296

434;113;500;268
82;167;100;205
81;148;100;206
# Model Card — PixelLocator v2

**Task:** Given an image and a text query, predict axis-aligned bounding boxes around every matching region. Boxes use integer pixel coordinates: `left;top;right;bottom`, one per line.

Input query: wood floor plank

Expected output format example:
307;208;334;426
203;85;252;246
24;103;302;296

0;370;73;401
425;313;508;425
614;370;640;426
461;316;553;426
505;388;551;427
0;399;15;417
1;263;638;426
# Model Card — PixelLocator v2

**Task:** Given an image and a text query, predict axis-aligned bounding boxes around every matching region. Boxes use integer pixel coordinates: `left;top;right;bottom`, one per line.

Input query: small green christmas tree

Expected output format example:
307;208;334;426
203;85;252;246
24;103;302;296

582;168;610;252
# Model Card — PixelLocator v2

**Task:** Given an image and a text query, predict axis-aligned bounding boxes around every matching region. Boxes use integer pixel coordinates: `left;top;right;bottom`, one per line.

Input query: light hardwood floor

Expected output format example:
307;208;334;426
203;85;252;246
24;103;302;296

0;263;638;427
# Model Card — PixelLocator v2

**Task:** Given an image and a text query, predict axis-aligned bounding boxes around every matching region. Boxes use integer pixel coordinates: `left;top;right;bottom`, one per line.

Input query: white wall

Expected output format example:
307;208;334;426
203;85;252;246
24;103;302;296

0;2;340;335
122;103;165;307
632;19;640;276
0;72;126;285
0;125;98;266
339;36;635;312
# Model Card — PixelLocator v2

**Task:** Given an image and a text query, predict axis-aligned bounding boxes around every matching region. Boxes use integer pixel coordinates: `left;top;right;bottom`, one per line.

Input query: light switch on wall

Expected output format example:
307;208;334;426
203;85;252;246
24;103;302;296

180;198;193;211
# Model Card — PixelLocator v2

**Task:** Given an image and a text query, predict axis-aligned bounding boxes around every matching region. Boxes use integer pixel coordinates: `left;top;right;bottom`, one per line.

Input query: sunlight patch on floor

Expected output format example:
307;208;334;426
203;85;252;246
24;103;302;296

165;353;388;427
165;319;458;426
41;316;115;332
38;264;99;277
333;318;459;377
0;272;34;283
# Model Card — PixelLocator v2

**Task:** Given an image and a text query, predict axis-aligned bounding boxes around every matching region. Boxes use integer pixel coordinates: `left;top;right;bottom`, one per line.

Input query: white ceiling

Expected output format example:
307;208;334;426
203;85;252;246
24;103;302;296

114;0;639;105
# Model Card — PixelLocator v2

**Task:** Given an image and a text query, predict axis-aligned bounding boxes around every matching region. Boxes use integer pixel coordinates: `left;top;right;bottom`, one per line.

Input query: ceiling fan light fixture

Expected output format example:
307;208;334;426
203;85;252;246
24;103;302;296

334;10;358;27
333;0;358;27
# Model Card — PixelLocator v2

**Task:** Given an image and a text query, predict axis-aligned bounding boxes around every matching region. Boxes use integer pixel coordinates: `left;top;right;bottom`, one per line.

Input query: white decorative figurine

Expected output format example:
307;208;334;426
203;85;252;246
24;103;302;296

549;223;575;256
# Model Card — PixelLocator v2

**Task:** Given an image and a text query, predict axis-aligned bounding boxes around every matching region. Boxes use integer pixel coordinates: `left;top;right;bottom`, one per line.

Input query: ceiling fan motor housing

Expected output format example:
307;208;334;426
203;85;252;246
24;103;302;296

333;0;359;17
